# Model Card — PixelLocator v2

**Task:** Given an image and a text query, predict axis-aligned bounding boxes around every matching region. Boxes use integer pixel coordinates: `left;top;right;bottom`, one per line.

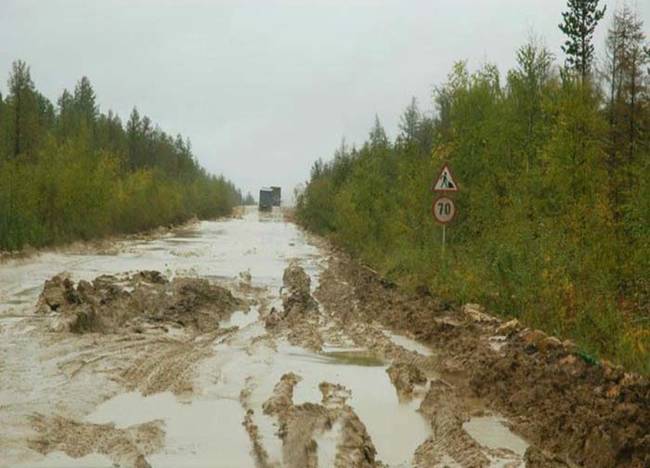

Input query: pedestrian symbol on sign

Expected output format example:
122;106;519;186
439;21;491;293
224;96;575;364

432;164;458;192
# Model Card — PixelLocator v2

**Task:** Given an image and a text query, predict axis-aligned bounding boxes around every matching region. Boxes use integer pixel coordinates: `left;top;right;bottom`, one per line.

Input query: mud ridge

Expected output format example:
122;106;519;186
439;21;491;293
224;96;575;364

264;263;323;352
255;373;381;468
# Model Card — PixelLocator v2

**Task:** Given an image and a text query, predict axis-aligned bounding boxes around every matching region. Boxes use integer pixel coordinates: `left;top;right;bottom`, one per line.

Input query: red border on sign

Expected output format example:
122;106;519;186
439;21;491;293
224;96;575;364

432;195;457;224
431;163;459;192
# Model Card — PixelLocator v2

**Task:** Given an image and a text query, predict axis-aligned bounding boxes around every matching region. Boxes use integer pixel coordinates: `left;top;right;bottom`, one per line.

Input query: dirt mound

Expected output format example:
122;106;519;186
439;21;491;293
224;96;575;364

263;263;323;351
36;271;244;334
28;413;164;467
281;262;317;316
470;332;650;467
256;373;379;468
415;380;492;467
386;362;427;401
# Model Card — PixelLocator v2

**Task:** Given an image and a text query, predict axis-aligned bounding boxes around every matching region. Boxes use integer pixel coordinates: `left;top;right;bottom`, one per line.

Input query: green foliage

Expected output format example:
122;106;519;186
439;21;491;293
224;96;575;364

297;7;649;373
0;60;240;250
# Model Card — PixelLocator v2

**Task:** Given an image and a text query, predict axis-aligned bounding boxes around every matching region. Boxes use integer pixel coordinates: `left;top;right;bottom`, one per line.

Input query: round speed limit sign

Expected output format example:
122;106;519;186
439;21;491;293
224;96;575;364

432;196;456;224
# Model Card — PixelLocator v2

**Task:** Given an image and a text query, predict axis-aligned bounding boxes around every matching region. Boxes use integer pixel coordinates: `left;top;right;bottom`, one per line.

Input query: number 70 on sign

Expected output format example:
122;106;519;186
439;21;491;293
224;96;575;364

432;196;456;224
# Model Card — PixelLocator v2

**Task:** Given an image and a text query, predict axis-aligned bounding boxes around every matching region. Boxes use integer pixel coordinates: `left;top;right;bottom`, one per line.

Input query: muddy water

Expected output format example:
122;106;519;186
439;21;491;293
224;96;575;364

1;208;533;467
1;208;433;467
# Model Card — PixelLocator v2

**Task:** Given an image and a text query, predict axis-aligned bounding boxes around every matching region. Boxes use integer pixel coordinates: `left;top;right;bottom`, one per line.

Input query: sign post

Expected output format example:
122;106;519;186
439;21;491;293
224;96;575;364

431;164;459;257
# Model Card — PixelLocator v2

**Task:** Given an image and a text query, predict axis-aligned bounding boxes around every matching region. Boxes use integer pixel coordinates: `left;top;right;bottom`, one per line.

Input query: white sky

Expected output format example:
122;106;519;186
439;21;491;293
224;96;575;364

1;0;648;198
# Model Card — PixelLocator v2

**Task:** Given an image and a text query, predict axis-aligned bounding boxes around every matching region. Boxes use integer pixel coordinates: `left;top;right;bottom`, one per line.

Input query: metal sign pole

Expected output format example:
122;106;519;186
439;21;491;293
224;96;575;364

442;224;446;258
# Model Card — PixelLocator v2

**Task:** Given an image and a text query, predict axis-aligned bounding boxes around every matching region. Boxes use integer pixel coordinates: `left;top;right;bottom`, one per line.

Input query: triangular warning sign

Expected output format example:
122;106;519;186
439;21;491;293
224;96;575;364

432;164;458;192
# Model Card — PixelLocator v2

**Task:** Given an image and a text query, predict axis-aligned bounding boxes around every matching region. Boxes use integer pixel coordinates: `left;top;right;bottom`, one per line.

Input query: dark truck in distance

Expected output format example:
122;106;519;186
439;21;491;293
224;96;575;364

259;186;281;211
259;188;273;211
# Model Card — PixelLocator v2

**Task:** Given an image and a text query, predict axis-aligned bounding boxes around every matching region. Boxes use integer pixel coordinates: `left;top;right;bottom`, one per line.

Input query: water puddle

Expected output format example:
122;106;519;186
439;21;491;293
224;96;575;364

86;391;254;468
219;308;260;329
320;349;385;366
314;420;342;466
257;342;429;466
463;415;528;457
383;330;434;356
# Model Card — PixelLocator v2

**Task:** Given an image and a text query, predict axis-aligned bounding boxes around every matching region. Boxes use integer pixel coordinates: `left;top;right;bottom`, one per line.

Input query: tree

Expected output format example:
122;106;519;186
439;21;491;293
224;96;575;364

398;97;421;144
73;76;98;124
508;39;555;172
368;115;389;150
5;60;40;158
559;0;606;81
603;5;650;214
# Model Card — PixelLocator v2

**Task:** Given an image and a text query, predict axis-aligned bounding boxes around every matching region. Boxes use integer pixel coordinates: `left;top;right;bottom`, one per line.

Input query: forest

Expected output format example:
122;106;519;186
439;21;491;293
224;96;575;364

0;62;241;251
297;2;650;372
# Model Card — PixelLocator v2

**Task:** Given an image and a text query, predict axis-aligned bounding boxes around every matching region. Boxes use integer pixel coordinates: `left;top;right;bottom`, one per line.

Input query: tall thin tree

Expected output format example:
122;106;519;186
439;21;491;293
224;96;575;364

559;0;606;81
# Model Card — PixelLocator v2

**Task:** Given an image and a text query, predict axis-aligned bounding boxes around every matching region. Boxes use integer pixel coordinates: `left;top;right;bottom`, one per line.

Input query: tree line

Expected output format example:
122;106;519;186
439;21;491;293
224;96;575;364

0;62;241;251
296;1;650;372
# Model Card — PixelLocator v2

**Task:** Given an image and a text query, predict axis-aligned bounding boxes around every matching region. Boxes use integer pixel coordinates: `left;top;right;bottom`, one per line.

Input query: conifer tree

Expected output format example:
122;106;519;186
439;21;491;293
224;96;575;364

559;0;606;81
73;76;98;125
6;60;40;158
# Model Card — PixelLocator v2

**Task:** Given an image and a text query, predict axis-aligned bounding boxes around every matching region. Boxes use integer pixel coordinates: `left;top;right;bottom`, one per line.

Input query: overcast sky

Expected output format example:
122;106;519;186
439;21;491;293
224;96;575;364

1;0;648;199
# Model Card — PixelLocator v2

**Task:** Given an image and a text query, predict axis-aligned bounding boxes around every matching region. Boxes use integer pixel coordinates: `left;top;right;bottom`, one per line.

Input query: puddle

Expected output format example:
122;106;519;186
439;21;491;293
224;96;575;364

463;415;528;456
219;308;260;329
252;342;430;466
320;349;385;366
383;330;433;356
314;420;342;466
86;391;254;468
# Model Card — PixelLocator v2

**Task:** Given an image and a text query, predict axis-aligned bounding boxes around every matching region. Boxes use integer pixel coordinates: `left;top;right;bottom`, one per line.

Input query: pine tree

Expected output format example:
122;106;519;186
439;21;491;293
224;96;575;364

369;115;389;150
398;97;421;144
6;60;40;158
559;0;606;81
73;76;98;123
603;6;650;224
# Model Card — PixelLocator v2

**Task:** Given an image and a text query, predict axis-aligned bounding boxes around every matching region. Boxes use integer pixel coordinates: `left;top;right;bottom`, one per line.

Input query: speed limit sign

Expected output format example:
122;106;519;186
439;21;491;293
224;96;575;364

432;196;456;224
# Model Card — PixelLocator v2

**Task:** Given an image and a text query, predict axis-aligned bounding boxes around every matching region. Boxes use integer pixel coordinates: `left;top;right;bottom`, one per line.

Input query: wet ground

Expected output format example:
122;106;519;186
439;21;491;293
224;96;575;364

0;207;575;467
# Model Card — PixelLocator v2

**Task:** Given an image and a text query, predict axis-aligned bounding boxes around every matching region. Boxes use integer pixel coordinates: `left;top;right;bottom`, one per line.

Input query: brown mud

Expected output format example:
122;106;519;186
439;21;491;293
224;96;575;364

258;373;379;468
315;251;650;467
37;271;244;334
28;414;164;468
2;270;253;467
3;210;647;467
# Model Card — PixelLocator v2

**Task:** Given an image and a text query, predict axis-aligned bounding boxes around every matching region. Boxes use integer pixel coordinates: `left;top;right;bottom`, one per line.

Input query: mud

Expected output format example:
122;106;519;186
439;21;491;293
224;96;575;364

316;252;650;467
264;263;323;351
37;271;244;334
2;207;647;467
386;362;427;401
28;413;164;467
258;373;379;468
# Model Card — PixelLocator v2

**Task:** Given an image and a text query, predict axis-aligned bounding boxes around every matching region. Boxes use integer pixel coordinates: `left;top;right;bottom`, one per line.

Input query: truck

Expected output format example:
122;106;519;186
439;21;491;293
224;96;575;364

259;188;273;211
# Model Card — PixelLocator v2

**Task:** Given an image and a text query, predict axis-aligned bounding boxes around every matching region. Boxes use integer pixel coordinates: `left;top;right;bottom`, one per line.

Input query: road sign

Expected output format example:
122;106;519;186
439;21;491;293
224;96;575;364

432;164;458;192
432;196;456;224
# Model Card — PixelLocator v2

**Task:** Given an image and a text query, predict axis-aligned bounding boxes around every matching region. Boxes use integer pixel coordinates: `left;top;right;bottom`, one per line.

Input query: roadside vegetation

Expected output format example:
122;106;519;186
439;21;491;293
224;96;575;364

297;1;650;373
0;63;241;251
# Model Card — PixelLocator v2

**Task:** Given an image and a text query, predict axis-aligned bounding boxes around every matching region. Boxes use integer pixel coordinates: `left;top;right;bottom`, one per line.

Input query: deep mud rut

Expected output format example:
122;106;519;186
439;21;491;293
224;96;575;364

1;208;647;467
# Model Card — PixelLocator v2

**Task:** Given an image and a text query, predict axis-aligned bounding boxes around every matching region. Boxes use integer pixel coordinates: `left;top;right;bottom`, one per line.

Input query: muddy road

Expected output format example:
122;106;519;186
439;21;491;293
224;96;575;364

0;208;647;467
